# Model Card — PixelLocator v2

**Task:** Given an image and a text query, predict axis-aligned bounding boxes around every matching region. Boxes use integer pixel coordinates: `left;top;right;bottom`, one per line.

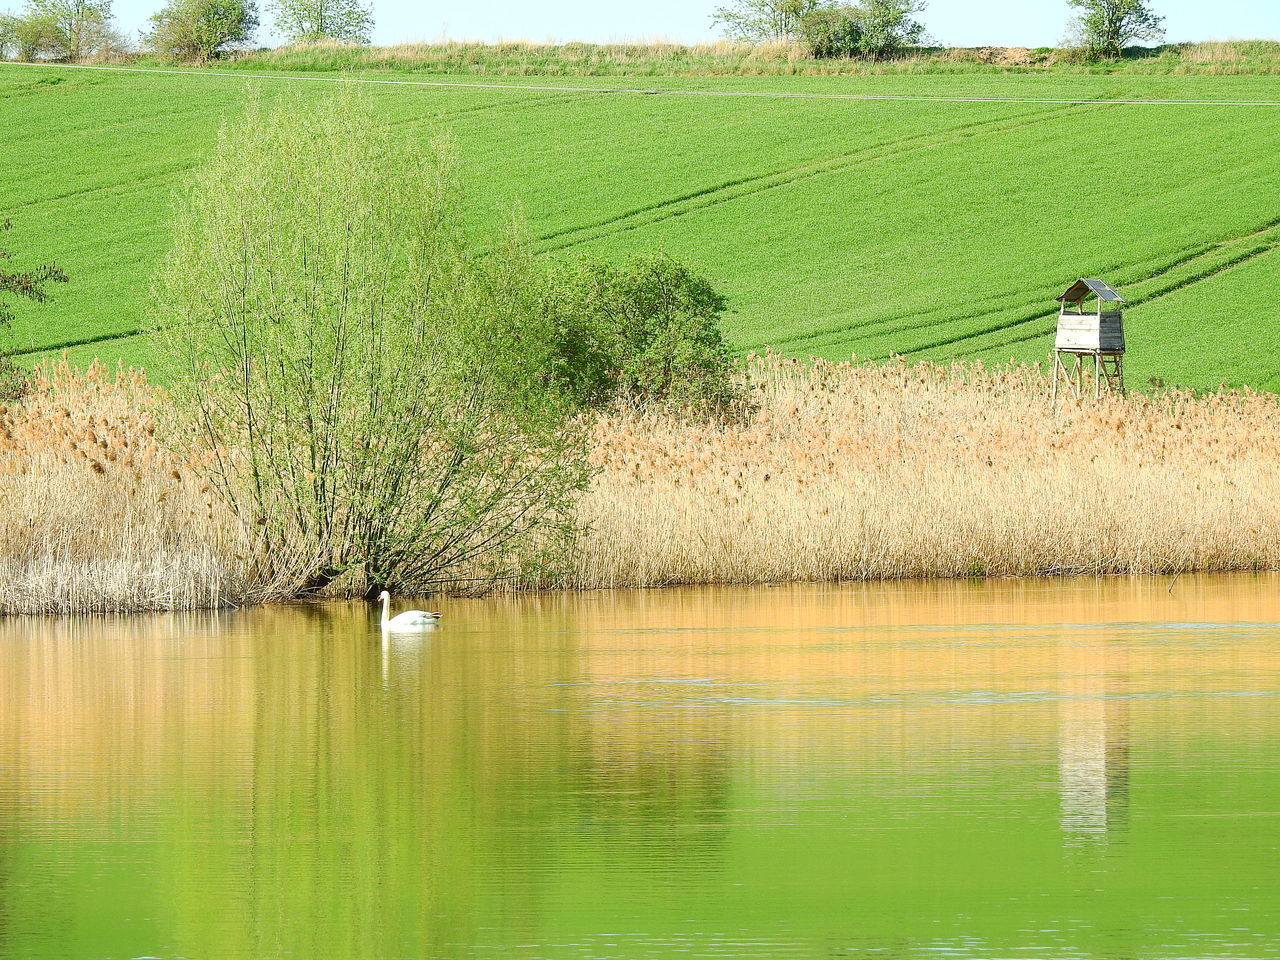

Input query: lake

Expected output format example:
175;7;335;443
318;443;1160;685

1;574;1277;959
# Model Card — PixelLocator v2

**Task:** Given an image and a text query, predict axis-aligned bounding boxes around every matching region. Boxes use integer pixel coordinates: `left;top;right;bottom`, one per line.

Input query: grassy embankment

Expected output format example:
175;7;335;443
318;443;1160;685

5;357;1280;613
219;39;1280;76
3;59;1280;390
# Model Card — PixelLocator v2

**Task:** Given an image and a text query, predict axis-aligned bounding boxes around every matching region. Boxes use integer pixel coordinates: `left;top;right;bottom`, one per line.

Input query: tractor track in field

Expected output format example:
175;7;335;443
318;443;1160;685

958;234;1280;359
4;93;578;215
757;244;1217;355
872;216;1280;361
530;100;1102;255
17;214;1280;365
753;214;1280;358
1;161;196;213
386;89;592;126
23;199;1280;366
5;327;152;361
8;61;1280;364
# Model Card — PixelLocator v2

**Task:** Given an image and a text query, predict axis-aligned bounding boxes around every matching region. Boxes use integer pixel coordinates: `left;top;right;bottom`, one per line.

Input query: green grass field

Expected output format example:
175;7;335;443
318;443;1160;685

3;61;1280;389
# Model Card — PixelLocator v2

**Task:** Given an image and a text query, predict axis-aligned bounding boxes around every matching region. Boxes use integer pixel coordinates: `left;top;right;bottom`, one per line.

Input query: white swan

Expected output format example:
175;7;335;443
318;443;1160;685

378;591;441;631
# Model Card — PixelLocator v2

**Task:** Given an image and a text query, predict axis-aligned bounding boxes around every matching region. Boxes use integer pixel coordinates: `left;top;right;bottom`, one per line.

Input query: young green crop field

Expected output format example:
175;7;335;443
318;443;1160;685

3;62;1280;389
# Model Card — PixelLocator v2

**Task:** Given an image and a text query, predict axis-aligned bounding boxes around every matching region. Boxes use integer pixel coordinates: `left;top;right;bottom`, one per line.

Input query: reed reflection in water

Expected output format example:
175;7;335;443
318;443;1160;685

0;574;1278;959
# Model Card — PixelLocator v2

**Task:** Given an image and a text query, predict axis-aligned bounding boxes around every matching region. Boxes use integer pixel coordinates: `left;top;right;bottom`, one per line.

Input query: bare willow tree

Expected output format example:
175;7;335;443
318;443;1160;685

157;93;588;599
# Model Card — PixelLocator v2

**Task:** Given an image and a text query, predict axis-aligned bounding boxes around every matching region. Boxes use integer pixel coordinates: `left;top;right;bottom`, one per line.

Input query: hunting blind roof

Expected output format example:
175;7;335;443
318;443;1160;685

1057;278;1125;304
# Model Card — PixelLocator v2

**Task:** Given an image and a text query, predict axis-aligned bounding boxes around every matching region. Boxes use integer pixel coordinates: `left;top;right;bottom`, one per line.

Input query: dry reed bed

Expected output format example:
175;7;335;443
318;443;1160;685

0;362;246;614
4;357;1280;612
574;356;1280;587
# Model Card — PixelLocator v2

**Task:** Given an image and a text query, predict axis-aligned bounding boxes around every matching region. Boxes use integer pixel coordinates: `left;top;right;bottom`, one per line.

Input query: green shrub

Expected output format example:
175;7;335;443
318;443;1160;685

267;0;372;44
541;253;742;412
1054;44;1100;65
856;0;927;60
158;93;588;599
1065;0;1164;60
711;0;823;42
146;0;258;61
799;6;863;58
15;0;120;61
10;11;64;59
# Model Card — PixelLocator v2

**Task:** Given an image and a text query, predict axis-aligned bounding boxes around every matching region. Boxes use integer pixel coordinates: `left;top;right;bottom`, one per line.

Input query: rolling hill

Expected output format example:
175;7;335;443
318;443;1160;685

3;62;1280;389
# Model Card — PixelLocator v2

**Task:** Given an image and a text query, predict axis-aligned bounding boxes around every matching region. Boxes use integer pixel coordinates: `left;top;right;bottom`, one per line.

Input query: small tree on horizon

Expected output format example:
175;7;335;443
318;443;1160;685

146;0;258;61
856;0;926;59
268;0;371;44
22;0;116;59
711;0;823;42
9;12;62;60
1066;0;1165;58
718;0;927;57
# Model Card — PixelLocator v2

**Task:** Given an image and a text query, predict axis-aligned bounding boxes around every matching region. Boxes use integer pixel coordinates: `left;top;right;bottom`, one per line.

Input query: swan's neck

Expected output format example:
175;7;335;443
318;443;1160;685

380;594;390;626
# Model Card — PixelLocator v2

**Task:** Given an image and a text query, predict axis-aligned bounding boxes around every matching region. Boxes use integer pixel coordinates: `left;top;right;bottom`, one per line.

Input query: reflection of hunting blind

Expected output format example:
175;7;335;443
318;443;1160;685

1051;278;1125;400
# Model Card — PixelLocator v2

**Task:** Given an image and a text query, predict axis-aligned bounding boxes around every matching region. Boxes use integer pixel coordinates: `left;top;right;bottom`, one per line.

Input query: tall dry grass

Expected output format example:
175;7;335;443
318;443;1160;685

572;355;1280;587
0;361;247;614
6;355;1280;612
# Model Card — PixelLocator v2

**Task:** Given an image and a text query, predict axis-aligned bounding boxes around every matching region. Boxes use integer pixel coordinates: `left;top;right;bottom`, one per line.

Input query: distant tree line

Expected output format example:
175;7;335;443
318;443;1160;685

0;0;372;62
711;0;1165;60
0;0;127;61
0;0;1171;68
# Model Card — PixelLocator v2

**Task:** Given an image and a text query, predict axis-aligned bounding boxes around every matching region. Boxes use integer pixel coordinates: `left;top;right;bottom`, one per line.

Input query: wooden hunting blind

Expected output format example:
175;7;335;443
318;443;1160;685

1051;278;1126;399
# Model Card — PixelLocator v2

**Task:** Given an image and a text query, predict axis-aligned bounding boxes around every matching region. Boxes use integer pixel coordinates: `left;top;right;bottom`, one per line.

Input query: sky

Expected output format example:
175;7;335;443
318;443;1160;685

99;0;1280;51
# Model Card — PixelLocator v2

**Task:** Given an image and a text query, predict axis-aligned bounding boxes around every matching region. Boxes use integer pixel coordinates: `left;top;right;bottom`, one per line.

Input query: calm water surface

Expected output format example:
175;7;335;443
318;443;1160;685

1;575;1278;959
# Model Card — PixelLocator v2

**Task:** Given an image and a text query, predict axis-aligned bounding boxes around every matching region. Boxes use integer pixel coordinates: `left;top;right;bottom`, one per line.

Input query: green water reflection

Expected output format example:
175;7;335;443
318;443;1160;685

1;575;1278;958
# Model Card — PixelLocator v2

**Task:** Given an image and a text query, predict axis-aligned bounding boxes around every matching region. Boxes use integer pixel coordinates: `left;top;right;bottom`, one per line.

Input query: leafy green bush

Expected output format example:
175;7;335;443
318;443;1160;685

9;11;63;59
12;0;120;60
158;93;588;599
146;0;258;62
268;0;372;44
1065;0;1164;60
711;0;823;42
856;0;927;60
795;1;925;60
541;253;742;412
799;6;863;58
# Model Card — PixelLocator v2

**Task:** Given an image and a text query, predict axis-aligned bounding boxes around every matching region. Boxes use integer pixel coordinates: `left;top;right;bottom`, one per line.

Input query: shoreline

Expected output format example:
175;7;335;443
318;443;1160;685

5;567;1279;622
6;357;1280;617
